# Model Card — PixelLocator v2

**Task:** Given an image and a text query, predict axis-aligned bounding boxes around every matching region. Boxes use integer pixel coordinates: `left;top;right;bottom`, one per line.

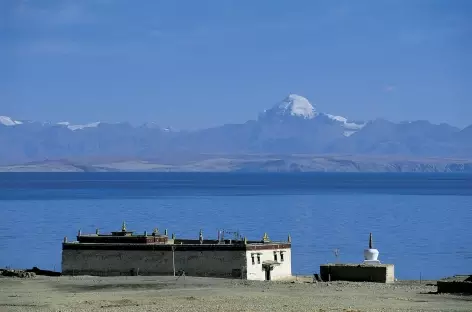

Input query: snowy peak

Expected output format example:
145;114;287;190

1;116;102;130
260;94;365;136
0;116;23;126
324;114;365;130
266;94;317;119
57;121;101;131
324;113;365;136
279;94;317;119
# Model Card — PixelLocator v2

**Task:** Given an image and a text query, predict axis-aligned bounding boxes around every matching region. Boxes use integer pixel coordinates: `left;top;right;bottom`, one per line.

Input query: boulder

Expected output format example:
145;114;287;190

0;269;36;278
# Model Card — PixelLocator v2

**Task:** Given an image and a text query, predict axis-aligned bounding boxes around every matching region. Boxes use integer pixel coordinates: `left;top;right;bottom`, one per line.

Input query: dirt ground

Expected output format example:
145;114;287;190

0;276;470;312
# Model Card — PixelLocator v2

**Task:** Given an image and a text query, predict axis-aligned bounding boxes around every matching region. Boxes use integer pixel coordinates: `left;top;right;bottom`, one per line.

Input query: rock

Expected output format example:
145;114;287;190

0;269;36;278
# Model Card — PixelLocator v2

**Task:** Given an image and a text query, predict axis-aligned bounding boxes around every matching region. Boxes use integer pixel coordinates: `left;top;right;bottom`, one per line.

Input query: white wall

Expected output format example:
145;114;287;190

245;248;292;281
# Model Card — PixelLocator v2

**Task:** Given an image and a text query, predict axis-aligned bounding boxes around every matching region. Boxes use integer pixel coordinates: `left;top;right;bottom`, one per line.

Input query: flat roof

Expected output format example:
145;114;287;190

63;240;291;251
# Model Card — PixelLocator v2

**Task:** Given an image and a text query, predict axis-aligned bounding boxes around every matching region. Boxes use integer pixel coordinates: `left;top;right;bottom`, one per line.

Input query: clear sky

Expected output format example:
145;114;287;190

1;0;471;129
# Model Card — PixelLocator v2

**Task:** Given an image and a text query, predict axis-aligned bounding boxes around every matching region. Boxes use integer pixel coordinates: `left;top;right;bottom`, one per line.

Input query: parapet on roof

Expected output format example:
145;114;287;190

63;222;292;250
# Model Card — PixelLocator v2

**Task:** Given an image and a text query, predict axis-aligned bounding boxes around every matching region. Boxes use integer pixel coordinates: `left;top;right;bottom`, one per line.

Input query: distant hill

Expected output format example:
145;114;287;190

1;94;471;170
2;155;472;173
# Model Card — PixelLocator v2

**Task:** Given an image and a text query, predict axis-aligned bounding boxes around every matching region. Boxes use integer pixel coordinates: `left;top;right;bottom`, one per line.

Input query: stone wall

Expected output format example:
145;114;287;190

320;264;394;283
437;275;472;294
62;249;247;278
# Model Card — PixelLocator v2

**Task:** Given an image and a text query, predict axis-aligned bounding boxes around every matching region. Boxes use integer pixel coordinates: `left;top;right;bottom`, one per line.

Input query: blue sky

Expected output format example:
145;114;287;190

1;0;471;129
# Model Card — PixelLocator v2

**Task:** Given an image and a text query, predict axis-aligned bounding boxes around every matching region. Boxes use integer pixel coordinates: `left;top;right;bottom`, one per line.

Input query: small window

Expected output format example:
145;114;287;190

251;255;255;265
280;252;284;262
274;252;277;261
257;254;261;264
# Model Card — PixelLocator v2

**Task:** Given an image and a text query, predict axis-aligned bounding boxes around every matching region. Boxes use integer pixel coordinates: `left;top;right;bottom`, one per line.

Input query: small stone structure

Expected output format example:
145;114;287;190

437;275;472;294
320;263;395;283
320;233;394;283
62;222;292;281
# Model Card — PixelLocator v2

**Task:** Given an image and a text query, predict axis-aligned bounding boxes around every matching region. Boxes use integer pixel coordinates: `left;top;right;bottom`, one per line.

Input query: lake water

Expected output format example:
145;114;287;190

0;172;471;280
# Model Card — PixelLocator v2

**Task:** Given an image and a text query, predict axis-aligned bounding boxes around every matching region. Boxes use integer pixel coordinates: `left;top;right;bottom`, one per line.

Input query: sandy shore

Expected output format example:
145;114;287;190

0;276;470;312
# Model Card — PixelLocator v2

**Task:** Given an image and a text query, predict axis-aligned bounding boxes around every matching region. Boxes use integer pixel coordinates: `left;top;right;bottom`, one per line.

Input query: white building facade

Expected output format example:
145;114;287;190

245;246;292;281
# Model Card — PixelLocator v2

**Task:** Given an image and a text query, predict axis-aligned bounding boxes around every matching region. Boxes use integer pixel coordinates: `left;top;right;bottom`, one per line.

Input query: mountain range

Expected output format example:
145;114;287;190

1;94;471;171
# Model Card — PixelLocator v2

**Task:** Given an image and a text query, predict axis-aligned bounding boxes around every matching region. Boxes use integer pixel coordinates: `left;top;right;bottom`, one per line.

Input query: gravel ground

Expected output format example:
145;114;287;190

0;276;471;312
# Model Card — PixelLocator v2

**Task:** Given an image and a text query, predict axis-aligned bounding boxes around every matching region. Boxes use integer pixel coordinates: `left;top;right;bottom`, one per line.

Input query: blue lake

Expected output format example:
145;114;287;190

0;172;471;279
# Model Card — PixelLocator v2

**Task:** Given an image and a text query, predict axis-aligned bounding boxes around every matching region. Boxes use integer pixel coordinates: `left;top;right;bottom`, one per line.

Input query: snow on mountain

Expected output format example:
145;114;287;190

261;94;365;136
57;121;101;131
0;116;23;126
324;114;365;136
265;94;318;119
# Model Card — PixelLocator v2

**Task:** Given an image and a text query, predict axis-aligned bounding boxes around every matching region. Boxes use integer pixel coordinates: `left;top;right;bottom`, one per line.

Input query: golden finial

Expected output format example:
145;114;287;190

288;234;291;243
262;232;270;242
121;221;127;232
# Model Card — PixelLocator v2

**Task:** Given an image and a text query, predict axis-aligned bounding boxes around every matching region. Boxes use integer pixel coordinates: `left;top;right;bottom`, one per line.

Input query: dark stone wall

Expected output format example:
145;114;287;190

77;235;167;244
437;281;472;294
320;264;394;283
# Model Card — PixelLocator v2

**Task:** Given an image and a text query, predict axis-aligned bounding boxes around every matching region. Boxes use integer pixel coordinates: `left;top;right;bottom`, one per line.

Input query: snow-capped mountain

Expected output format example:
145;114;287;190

57;121;101;131
265;94;318;119
260;94;365;137
0;116;23;126
0;94;470;166
0;116;103;130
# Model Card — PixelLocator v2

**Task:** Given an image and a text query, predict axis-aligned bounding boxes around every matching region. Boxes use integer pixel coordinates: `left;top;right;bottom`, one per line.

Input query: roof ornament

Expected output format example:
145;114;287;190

96;228;100;235
287;233;291;243
199;229;203;244
364;232;381;265
262;232;270;243
121;221;127;232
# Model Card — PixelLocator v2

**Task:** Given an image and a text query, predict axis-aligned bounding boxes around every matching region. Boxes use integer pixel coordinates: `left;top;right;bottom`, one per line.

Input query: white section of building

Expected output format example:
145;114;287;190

245;247;292;281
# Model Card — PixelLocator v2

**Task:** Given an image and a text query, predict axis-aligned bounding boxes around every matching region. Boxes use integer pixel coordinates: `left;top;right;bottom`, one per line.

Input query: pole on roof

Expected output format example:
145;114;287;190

172;245;176;277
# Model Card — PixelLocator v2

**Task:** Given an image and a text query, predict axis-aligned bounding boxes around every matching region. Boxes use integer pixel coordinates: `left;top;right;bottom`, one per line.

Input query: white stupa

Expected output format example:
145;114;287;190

363;233;381;265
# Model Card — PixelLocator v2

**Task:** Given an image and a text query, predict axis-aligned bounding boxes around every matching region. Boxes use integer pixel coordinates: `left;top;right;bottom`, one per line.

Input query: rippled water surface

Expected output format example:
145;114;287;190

0;173;471;279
